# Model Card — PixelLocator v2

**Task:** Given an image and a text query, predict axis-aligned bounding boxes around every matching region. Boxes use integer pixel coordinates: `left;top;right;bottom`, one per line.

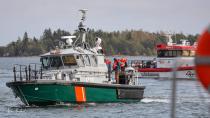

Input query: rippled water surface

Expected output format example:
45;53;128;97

0;57;209;118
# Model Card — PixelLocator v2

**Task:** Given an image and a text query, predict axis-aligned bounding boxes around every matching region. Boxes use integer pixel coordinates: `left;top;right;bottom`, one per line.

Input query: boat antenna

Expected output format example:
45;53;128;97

174;32;177;44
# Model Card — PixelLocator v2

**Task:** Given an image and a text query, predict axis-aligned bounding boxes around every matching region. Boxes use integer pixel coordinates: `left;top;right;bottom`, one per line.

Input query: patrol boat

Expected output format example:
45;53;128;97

6;10;145;106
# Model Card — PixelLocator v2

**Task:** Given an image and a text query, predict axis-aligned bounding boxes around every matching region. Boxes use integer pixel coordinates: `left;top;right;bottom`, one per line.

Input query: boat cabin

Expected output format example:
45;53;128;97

156;35;196;58
40;53;99;70
40;46;106;69
155;40;196;68
156;43;196;58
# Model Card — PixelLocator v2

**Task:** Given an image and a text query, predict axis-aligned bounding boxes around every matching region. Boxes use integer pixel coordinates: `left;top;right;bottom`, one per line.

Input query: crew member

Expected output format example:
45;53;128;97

105;58;112;81
113;58;120;84
120;58;128;71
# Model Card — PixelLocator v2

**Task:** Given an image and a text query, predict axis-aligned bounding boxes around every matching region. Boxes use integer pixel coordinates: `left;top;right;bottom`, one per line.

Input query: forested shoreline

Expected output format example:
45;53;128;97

0;28;199;57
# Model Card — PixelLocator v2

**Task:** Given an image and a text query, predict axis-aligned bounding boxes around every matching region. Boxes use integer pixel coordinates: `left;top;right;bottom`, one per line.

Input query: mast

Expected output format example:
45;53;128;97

165;34;173;46
78;9;88;48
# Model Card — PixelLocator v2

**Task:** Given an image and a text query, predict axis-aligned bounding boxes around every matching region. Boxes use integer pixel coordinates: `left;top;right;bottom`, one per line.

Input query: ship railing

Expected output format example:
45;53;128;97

28;63;42;80
13;63;43;82
13;64;28;82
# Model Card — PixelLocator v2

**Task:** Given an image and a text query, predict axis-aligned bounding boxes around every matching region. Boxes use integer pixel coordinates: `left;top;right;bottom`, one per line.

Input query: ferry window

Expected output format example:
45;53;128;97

168;50;173;57
49;56;63;69
164;51;169;57
157;50;165;57
62;55;77;66
172;51;177;57
89;55;97;67
76;55;85;66
190;50;195;56
83;55;91;66
182;50;190;56
177;50;182;57
41;57;50;69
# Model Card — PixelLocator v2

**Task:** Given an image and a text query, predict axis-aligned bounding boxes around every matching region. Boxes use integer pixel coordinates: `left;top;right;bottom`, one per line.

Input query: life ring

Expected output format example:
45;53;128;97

195;25;210;92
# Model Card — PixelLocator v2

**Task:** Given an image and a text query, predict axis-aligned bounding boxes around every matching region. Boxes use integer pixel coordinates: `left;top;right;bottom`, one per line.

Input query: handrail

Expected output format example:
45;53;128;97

13;64;27;82
13;63;42;82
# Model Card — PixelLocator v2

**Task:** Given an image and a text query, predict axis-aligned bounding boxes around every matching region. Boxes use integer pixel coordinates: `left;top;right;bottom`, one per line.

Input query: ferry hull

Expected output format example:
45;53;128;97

6;81;145;106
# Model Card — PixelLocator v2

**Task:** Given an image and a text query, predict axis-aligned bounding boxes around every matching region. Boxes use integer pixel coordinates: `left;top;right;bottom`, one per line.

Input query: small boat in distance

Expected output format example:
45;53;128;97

134;34;196;79
6;10;145;106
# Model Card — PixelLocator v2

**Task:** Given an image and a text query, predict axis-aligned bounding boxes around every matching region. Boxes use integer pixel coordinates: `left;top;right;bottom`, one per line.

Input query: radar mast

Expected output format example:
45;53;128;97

78;9;88;48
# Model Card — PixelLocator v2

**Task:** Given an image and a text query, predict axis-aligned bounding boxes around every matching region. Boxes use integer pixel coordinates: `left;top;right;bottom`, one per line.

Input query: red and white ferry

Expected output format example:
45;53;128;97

137;35;197;79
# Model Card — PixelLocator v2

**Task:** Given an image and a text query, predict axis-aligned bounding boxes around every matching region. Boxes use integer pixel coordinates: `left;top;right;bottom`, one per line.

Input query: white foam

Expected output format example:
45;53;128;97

141;98;170;103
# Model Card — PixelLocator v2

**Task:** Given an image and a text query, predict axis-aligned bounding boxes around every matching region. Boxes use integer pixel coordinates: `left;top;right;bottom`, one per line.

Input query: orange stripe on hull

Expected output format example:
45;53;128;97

75;86;86;103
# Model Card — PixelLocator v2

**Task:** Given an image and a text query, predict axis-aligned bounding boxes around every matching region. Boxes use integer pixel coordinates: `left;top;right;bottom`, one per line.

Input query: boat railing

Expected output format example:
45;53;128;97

28;63;42;80
13;63;43;82
13;64;28;82
128;60;156;69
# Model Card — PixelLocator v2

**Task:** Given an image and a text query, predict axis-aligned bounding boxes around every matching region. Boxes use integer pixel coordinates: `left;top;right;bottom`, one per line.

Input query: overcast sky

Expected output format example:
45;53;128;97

0;0;210;46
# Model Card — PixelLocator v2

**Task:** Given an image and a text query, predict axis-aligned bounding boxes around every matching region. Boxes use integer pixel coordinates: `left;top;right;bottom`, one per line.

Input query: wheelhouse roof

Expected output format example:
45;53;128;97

40;47;102;57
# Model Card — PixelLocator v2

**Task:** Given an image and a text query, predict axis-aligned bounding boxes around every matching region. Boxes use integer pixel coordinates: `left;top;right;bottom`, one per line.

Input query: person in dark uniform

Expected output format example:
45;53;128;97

105;58;112;81
113;58;120;84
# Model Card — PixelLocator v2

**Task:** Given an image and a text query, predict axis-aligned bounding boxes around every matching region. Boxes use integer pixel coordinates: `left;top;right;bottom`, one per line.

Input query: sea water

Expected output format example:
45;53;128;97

0;57;209;118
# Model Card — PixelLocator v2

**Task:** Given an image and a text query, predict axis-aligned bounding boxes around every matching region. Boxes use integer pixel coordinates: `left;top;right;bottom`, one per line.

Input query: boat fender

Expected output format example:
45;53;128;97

195;25;210;93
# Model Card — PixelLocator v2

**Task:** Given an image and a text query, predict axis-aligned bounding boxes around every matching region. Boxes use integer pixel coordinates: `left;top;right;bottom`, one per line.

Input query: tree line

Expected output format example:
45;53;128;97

0;28;199;57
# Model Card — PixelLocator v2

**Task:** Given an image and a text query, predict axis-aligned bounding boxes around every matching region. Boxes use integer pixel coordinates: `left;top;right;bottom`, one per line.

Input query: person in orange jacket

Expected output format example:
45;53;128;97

120;58;128;71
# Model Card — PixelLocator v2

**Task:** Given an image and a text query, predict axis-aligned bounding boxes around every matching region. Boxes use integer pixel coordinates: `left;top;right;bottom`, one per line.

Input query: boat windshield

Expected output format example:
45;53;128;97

41;56;63;69
62;55;77;67
157;50;195;57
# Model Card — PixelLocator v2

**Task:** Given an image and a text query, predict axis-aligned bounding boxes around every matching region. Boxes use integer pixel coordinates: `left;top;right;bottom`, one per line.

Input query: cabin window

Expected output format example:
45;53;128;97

157;50;165;57
172;50;176;57
41;57;50;69
76;55;85;66
182;50;190;56
177;50;182;56
158;50;170;57
190;50;195;56
168;50;173;57
89;55;97;67
49;56;63;69
83;55;91;66
158;50;195;57
157;50;184;57
62;55;77;66
164;51;169;57
41;56;63;69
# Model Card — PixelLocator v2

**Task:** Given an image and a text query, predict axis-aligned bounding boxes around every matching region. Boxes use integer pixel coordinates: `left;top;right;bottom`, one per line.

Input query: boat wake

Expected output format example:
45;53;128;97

141;97;170;103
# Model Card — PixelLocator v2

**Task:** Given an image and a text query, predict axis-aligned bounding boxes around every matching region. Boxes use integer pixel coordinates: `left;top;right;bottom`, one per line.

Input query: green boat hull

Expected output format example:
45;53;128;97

6;81;145;106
